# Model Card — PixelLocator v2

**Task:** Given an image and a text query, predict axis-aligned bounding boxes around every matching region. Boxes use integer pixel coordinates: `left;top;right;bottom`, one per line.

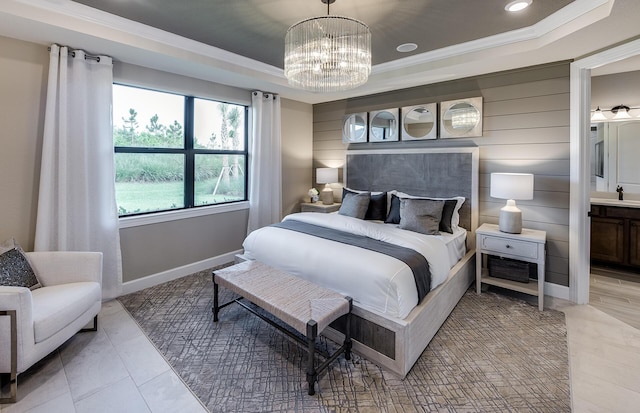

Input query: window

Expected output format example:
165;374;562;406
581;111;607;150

113;84;248;217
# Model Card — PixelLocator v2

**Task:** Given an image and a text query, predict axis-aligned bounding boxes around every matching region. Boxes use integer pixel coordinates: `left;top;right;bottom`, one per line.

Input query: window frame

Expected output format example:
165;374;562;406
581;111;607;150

113;84;249;219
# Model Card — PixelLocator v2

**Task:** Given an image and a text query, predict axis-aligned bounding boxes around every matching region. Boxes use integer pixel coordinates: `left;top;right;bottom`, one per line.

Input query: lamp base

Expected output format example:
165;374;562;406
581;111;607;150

499;208;522;234
321;187;334;205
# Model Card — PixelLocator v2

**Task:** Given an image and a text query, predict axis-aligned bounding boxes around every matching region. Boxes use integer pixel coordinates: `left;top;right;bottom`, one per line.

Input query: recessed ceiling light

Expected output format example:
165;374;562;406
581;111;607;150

505;0;532;12
397;43;418;53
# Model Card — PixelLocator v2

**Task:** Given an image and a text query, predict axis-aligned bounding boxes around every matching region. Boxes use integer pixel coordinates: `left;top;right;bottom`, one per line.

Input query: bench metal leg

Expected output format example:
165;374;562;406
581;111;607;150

80;315;98;332
211;272;235;322
344;297;353;361
213;278;219;322
306;320;318;396
0;310;17;404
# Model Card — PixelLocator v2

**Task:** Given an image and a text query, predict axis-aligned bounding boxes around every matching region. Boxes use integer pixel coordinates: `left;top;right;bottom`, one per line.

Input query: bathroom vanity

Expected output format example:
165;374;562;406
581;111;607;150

590;198;640;271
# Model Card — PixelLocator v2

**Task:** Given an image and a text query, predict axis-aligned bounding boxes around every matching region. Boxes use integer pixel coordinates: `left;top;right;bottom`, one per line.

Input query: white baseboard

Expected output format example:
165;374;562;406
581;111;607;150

545;281;570;301
120;249;242;296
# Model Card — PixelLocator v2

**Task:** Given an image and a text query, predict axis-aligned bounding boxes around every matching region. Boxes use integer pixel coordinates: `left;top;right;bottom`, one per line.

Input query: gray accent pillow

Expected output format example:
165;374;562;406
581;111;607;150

399;198;445;235
343;188;387;221
0;238;41;290
339;191;371;219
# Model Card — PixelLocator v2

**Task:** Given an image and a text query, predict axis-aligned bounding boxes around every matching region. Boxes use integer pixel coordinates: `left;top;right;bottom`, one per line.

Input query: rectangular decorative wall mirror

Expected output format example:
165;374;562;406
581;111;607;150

369;108;399;142
342;112;368;143
440;96;483;138
401;103;437;140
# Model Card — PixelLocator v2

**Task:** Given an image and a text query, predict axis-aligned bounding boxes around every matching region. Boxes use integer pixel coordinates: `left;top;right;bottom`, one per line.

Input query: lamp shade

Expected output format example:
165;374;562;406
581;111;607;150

491;173;534;234
591;106;608;122
316;167;338;184
490;173;534;200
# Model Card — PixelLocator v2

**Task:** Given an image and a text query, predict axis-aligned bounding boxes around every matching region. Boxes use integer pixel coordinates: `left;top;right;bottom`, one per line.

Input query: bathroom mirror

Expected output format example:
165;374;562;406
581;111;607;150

401;103;437;140
590;120;640;194
342;113;367;143
440;97;483;138
369;108;399;142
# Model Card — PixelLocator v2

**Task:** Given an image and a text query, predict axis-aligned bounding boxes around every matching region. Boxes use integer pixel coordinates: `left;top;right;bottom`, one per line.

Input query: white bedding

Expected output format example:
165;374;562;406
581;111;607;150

242;212;467;319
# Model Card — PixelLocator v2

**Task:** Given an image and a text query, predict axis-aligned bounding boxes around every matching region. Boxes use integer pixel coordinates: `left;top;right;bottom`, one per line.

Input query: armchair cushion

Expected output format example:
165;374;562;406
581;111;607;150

31;282;101;343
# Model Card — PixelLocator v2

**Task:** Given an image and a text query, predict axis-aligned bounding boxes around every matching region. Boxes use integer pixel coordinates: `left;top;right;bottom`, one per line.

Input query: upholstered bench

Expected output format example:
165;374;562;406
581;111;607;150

212;260;352;395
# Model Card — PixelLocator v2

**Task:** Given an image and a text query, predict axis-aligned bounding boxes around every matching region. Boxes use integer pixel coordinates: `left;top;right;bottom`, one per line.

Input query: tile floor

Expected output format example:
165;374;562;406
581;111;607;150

0;300;207;413
2;283;639;413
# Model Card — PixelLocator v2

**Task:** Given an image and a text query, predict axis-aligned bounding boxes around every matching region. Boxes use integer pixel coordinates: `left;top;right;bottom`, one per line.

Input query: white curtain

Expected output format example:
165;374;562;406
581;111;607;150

247;91;282;234
35;45;122;300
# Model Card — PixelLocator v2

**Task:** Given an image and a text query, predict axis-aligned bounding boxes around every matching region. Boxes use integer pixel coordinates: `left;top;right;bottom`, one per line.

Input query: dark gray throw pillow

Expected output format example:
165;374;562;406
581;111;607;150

399;198;444;235
365;192;387;221
439;199;458;234
385;193;402;224
0;245;41;290
339;191;371;219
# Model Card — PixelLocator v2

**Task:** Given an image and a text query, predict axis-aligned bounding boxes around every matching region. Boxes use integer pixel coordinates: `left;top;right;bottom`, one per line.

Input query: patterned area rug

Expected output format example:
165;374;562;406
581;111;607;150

118;269;570;412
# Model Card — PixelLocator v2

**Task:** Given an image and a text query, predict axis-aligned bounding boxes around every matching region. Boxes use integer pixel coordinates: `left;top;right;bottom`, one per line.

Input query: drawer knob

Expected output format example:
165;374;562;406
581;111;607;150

506;244;512;249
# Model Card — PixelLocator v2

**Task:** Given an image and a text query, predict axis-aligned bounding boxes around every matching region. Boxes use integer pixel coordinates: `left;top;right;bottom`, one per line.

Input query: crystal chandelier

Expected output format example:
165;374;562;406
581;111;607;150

284;0;371;92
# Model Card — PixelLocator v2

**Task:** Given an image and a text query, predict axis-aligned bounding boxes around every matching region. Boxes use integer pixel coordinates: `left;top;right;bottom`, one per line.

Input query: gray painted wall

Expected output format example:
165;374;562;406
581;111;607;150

0;35;313;285
591;70;640;111
0;36;47;251
313;62;571;286
281;98;313;216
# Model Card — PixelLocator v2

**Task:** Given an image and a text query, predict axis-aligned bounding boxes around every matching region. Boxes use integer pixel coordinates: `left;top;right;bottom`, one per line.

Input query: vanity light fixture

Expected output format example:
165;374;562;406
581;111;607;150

611;104;632;120
284;0;371;92
505;0;532;12
592;104;638;122
591;106;608;122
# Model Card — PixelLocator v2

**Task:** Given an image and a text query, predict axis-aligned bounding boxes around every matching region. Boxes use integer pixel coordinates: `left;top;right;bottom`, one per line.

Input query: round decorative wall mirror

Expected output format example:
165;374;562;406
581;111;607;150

369;109;398;141
342;113;367;143
440;97;483;138
401;103;437;140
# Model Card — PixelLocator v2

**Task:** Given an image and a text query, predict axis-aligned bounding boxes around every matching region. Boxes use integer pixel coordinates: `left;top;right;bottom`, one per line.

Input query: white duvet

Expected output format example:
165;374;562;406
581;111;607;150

242;212;465;319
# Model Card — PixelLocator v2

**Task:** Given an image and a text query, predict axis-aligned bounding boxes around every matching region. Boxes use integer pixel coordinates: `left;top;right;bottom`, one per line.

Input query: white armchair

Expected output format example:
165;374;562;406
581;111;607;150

0;251;102;403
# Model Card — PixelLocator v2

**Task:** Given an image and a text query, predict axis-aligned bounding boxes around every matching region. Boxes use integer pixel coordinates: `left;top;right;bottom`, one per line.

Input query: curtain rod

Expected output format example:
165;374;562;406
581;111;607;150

47;45;105;63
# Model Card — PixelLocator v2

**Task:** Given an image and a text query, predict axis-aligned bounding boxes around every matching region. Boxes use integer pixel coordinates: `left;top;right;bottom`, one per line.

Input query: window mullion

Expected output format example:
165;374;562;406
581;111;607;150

185;96;195;208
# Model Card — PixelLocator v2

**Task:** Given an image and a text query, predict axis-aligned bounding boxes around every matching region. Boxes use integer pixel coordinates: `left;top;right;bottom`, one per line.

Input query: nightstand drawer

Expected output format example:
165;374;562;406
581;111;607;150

480;235;538;259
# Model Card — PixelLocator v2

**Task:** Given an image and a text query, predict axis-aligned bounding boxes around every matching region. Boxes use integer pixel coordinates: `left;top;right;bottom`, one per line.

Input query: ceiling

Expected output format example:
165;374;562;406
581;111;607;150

1;0;640;104
71;0;573;69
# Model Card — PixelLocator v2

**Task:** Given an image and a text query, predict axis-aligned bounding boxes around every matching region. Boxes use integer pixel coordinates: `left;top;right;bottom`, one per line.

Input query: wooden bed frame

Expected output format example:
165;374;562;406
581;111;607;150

321;147;479;378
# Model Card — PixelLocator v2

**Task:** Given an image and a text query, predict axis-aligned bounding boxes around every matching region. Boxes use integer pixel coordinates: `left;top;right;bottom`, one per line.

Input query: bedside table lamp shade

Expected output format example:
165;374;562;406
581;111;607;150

316;168;339;205
490;173;534;234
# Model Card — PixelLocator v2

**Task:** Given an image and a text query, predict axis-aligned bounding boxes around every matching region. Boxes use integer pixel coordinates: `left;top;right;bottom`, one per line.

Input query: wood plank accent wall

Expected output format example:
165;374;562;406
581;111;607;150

312;62;570;286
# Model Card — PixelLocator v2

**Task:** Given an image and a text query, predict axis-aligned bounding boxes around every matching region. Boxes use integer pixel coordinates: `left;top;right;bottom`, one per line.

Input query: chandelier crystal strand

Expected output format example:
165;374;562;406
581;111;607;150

285;14;371;92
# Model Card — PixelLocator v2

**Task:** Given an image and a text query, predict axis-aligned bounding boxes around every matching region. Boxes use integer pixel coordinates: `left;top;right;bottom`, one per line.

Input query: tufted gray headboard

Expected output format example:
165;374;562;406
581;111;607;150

344;148;479;234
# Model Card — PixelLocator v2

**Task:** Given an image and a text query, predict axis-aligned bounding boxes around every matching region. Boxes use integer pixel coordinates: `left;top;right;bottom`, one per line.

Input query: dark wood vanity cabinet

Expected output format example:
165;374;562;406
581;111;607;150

591;205;640;270
630;220;640;266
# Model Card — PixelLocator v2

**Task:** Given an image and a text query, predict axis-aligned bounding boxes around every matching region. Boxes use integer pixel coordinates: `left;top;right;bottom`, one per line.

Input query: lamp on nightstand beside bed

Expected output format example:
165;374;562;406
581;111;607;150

316;167;338;205
490;172;534;234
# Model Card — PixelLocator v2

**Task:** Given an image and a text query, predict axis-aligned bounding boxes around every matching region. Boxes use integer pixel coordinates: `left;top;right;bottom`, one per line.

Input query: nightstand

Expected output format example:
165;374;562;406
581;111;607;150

475;223;546;311
300;202;341;213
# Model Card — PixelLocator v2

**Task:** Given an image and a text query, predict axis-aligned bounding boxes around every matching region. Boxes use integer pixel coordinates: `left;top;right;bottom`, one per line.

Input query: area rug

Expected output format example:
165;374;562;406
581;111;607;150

118;269;570;412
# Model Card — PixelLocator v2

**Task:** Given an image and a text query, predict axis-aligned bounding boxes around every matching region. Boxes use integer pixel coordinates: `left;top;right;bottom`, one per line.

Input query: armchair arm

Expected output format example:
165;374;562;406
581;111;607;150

25;252;103;287
0;287;34;374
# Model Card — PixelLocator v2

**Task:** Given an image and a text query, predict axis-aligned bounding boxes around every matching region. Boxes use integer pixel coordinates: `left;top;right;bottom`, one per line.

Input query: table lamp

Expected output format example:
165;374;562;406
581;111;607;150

316;168;338;205
490;172;534;234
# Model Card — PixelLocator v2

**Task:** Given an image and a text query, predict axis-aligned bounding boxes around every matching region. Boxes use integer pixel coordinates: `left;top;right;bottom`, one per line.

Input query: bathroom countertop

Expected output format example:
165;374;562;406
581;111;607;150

591;198;640;208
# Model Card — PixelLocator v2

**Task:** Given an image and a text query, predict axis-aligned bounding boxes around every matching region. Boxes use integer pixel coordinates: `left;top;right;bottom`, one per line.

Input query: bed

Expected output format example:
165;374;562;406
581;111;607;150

242;147;479;378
